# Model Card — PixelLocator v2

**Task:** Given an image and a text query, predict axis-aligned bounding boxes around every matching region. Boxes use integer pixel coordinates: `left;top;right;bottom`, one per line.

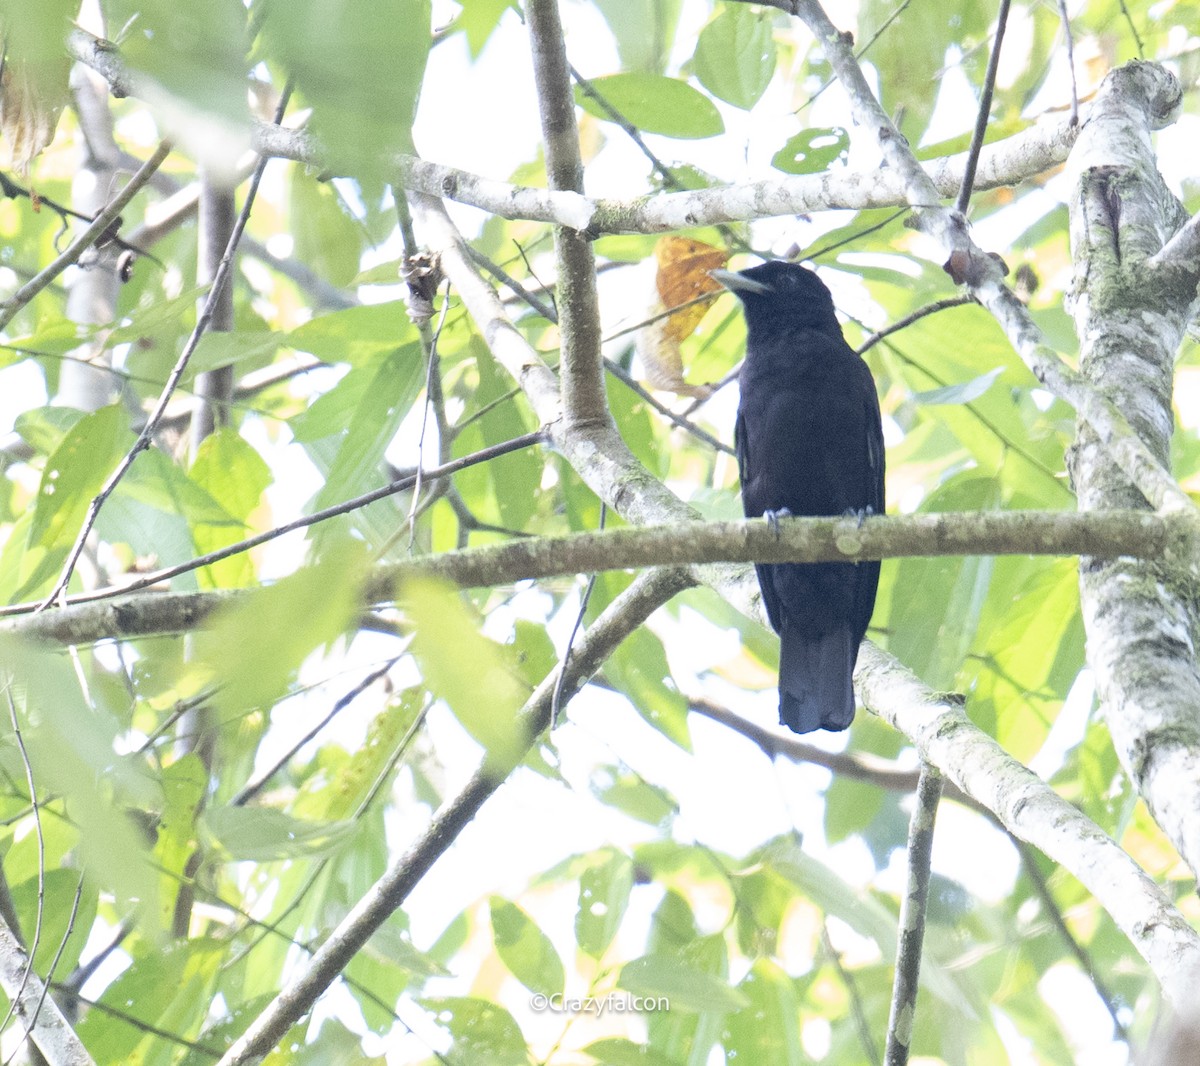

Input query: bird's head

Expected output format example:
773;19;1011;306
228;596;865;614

711;260;840;333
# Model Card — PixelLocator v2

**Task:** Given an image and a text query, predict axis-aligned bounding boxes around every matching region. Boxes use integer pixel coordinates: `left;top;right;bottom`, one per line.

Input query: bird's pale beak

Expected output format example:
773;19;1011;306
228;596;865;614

709;269;772;296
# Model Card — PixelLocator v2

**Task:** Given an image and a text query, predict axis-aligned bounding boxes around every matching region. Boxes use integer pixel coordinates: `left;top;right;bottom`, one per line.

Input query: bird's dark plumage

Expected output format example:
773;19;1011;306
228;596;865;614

715;261;884;734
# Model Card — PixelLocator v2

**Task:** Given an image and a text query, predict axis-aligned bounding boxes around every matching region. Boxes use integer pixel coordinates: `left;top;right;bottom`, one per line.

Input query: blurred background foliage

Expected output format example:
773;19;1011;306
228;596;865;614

0;0;1196;1062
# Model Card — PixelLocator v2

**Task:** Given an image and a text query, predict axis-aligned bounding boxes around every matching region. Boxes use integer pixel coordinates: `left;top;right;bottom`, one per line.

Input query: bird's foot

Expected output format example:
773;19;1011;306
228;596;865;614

764;507;793;540
842;505;875;529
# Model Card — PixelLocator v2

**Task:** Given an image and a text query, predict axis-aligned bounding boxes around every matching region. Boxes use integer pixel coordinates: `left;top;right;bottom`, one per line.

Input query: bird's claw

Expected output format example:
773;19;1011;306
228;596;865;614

765;507;793;540
843;505;874;530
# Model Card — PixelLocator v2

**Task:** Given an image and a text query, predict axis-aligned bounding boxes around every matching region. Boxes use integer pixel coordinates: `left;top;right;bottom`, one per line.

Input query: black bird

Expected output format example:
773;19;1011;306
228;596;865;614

714;261;884;734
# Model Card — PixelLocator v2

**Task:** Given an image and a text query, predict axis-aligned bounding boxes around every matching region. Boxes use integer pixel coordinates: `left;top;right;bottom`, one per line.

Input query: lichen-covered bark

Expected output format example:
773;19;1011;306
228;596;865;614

1066;61;1200;879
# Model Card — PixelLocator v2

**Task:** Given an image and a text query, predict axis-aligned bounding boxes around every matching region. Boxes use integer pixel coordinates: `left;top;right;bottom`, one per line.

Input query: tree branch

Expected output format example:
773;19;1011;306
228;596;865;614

0;508;1183;645
0;141;171;333
527;0;609;428
0;912;94;1066
856;641;1200;1009
1064;61;1200;881
884;763;942;1066
66;29;1079;237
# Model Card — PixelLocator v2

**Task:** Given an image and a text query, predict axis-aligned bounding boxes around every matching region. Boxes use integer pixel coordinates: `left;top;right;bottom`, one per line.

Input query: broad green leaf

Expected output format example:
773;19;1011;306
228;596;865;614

771;127;851;175
576;849;634;959
592;767;677;827
761;835;975;1017
421;997;531;1066
575;74;723;139
183;330;284;383
10;869;97;975
203;806;355;861
311;345;425;509
454;0;518;57
582;1038;683;1066
77;939;225;1062
722;959;804;1064
258;0;431;179
693;4;776;110
287;300;416;368
290;170;365;287
189;428;273;587
106;0;250;133
604;627;691;751
405;577;529;772
191;539;368;716
1;636;163;936
28;403;129;549
617;954;749;1014
489;897;565;998
592;0;683;74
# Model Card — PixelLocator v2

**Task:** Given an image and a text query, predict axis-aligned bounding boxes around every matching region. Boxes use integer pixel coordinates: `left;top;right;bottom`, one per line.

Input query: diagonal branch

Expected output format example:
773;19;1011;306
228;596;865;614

0;141;171;333
214;566;694;1066
791;1;1196;519
0;911;95;1066
856;641;1200;1010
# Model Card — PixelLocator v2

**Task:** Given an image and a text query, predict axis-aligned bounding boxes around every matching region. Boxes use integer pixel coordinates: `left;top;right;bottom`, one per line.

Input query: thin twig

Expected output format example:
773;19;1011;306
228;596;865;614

0;693;45;1050
1055;0;1079;126
1016;843;1129;1041
0;141;172;332
856;295;976;355
885;762;943;1066
40;89;293;610
821;921;879;1063
805;207;909;261
1;430;546;617
1118;0;1145;58
551;505;605;726
955;0;1013;215
231;658;400;806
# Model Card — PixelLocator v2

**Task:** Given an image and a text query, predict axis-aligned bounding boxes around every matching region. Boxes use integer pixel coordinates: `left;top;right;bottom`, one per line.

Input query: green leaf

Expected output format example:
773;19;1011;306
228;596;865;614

454;0;518;57
582;1038;683;1066
576;849;634;959
591;0;683;74
289;171;365;287
722;959;804;1064
77;940;225;1061
617;954;750;1014
421;997;531;1066
591;768;677;827
258;0;430;178
28;404;130;550
575;74;723;139
405;578;529;772
603;626;691;750
287;300;416;367
693;4;776;110
184;330;284;383
311;344;425;508
203;806;356;861
107;0;250;134
914;366;1005;405
770;127;850;175
189;428;273;588
191;539;368;716
489;897;565;998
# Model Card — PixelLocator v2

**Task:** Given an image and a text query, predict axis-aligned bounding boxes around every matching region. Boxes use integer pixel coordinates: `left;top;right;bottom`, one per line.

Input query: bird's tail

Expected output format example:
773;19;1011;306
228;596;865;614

778;624;856;733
